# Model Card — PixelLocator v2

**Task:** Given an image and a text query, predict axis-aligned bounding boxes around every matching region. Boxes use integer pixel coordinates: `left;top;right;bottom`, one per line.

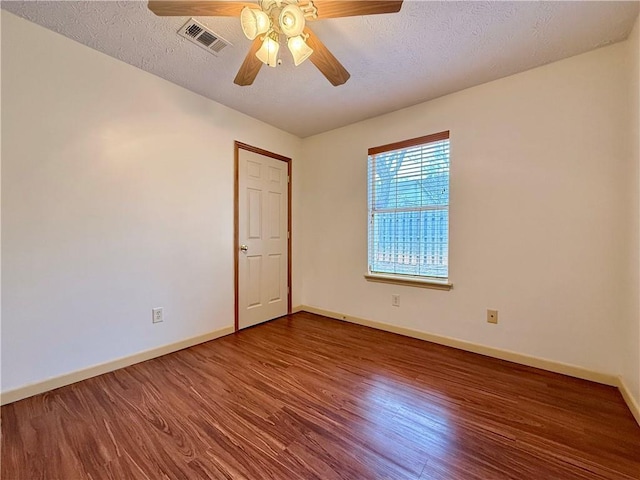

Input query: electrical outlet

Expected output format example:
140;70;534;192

152;307;163;324
392;294;400;307
487;309;498;324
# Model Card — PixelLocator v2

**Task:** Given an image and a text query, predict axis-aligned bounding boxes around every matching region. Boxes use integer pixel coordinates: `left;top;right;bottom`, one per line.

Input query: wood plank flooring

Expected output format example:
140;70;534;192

2;312;639;479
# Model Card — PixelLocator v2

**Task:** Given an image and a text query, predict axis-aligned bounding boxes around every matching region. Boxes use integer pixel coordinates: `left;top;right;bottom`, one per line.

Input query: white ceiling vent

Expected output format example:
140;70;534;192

178;19;231;56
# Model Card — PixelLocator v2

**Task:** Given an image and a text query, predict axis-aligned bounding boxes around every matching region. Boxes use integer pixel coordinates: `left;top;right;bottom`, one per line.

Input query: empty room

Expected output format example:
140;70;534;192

2;0;640;478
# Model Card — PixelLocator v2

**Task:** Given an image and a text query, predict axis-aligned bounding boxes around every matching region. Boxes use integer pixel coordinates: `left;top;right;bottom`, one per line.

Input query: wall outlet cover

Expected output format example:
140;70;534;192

392;294;400;307
152;307;164;323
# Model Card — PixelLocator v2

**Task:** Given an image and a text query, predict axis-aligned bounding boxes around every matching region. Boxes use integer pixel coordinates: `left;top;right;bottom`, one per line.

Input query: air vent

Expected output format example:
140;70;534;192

178;19;231;56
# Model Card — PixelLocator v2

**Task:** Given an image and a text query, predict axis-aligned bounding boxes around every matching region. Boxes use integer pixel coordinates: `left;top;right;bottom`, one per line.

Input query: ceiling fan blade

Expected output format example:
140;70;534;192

148;1;249;17
234;38;264;86
312;0;403;19
304;28;350;86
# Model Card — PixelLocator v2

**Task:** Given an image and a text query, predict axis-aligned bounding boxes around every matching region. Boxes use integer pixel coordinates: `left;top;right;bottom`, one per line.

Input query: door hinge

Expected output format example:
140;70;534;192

287;231;290;239
287;287;290;294
287;175;290;183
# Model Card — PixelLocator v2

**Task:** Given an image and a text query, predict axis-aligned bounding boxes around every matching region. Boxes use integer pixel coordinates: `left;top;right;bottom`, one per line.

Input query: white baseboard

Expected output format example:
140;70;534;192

0;326;235;406
5;309;638;429
299;305;640;426
300;305;619;386
617;376;640;426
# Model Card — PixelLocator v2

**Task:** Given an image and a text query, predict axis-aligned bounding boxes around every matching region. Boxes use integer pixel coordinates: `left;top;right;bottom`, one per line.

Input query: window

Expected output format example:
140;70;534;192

367;131;450;287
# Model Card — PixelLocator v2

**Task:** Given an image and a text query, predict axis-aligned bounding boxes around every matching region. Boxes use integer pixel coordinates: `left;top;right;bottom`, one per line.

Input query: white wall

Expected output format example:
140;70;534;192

2;8;638;401
1;11;302;392
0;10;4;392
622;15;640;407
299;41;632;376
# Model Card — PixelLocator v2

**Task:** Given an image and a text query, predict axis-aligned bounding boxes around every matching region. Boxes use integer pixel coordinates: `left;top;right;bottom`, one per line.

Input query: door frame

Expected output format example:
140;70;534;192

234;141;292;332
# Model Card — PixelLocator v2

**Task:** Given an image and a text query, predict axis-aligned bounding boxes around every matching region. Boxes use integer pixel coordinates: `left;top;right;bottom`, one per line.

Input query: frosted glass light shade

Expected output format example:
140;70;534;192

279;4;305;37
240;7;270;40
287;35;313;66
256;35;280;67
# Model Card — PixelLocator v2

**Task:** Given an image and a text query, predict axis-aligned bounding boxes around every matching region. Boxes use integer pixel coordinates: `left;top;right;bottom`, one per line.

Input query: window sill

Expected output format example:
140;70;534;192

364;274;453;291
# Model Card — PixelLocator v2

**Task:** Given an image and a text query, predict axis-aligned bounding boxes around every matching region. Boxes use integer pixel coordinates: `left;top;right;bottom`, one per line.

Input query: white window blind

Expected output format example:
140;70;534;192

368;131;450;279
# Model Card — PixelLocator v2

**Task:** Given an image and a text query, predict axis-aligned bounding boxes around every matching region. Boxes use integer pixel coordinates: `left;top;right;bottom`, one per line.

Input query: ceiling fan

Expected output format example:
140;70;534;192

148;0;403;86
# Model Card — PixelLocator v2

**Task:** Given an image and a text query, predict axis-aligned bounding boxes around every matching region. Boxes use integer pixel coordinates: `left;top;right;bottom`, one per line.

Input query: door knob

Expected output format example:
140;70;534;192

240;244;249;252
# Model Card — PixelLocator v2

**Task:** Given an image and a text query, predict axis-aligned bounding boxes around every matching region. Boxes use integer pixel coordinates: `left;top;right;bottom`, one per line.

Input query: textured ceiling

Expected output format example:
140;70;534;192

2;1;639;137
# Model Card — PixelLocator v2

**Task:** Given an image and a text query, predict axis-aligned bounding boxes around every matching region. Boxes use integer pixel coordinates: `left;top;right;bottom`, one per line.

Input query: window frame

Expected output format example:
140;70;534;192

365;130;452;291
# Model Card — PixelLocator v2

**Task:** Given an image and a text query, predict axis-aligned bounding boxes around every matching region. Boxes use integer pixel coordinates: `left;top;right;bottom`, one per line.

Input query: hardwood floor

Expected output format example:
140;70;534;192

2;312;639;479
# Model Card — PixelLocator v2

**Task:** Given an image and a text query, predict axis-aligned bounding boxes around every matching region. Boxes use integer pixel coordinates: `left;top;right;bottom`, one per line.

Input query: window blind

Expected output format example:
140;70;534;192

368;131;450;279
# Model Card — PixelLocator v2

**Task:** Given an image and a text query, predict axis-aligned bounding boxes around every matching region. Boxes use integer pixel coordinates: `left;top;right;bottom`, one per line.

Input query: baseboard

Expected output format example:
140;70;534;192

0;326;235;406
6;311;638;429
300;305;619;387
299;305;640;426
617;376;640;426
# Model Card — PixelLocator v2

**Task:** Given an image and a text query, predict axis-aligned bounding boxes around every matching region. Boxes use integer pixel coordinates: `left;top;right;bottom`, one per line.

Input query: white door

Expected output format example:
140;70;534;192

238;148;289;329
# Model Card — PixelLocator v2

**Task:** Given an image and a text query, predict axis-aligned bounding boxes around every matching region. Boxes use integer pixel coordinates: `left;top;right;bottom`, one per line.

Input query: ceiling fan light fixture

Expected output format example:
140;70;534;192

240;6;270;40
288;35;313;66
148;0;404;87
279;4;305;37
256;31;280;67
